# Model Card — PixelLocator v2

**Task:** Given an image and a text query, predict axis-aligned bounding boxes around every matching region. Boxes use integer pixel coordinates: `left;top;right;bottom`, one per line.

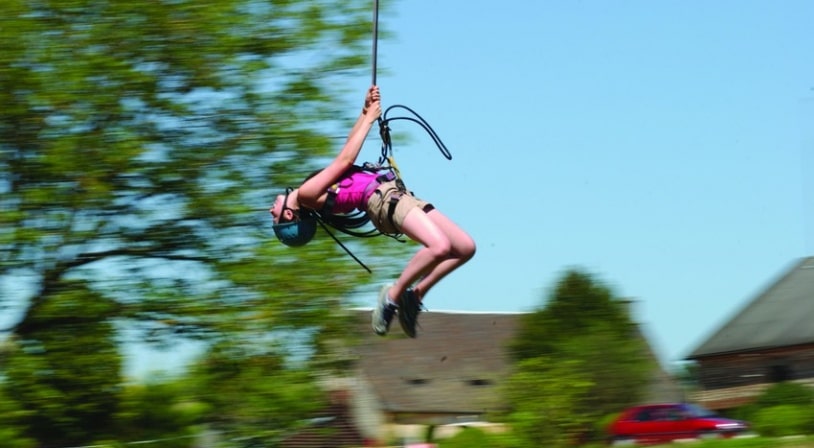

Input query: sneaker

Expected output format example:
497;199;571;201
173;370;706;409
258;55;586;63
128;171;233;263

371;284;397;336
398;288;422;338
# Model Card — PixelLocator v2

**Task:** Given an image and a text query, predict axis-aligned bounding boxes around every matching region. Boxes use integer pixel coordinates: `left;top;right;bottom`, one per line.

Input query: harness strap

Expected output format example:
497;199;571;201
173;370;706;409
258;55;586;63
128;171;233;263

377;172;396;183
386;192;402;232
358;170;395;210
323;184;338;216
384;177;407;232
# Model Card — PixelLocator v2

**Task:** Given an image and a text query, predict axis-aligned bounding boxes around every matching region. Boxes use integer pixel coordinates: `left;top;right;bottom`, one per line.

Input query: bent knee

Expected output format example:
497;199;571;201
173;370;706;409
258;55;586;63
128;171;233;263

460;237;476;260
427;239;453;260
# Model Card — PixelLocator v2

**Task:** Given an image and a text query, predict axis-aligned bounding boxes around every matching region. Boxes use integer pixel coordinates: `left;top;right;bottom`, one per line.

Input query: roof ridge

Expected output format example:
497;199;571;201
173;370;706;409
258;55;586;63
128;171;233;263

348;307;527;315
687;256;814;358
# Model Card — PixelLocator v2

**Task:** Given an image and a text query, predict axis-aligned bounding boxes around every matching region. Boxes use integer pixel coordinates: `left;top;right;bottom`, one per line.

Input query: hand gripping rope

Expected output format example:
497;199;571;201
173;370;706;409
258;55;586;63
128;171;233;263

311;0;453;273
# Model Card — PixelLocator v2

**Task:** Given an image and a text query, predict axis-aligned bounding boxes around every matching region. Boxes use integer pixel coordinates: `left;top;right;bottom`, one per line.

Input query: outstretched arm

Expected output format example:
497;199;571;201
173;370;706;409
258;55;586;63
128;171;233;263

298;86;381;207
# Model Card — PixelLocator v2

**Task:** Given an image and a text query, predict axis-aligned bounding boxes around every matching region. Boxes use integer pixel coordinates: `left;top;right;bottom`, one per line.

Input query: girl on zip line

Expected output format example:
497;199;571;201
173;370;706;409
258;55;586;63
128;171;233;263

269;85;475;338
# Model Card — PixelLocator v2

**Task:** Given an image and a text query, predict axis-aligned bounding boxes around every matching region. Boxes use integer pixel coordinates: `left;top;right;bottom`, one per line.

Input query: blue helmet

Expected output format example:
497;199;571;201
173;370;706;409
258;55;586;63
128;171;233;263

272;215;317;247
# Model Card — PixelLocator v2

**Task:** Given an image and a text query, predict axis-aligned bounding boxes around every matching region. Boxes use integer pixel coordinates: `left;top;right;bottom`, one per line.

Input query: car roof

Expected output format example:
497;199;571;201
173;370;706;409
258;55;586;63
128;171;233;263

632;403;685;408
623;403;687;414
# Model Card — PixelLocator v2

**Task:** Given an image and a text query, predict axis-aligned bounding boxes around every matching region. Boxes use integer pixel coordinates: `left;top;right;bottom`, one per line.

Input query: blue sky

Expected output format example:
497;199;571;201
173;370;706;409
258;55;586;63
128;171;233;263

350;0;813;368
6;1;811;377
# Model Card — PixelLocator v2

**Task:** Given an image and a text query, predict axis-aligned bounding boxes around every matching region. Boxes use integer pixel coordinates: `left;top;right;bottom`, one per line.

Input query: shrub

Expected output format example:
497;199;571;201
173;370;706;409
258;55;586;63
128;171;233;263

753;404;814;437
733;382;814;424
437;427;512;448
755;382;814;408
596;412;620;438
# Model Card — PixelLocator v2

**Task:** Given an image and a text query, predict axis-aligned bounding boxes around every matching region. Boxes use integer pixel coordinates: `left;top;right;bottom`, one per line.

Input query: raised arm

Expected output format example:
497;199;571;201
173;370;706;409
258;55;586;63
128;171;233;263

298;86;381;207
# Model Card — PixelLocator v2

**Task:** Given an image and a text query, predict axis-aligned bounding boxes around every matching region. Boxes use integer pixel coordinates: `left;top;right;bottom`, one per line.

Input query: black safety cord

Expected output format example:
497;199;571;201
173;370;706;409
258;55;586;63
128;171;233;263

377;104;453;166
315;218;372;274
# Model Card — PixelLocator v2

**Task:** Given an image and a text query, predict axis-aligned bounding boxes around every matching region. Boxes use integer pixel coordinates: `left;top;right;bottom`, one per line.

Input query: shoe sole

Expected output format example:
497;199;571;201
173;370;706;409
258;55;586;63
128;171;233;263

371;284;391;336
398;289;420;338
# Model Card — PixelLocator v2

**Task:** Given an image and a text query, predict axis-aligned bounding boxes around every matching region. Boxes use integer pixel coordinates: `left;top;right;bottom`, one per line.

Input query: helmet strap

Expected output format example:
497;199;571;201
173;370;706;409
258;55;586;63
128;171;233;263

280;187;300;223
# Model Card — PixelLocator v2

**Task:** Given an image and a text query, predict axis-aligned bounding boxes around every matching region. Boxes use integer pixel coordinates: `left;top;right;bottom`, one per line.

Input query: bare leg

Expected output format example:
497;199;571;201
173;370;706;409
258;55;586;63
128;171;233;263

388;208;476;303
412;209;475;300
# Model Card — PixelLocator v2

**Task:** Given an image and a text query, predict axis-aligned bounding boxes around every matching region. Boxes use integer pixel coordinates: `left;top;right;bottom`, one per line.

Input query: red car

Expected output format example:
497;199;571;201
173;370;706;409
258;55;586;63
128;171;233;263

607;403;750;445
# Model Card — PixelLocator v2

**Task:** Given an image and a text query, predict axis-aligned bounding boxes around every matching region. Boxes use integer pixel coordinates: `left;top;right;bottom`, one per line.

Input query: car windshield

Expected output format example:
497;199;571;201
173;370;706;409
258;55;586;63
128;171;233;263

684;404;717;418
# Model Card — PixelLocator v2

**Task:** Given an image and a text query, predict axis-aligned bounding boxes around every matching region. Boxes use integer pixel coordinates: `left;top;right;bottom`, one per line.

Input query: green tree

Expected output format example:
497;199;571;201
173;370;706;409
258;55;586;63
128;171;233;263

506;269;653;443
1;0;398;444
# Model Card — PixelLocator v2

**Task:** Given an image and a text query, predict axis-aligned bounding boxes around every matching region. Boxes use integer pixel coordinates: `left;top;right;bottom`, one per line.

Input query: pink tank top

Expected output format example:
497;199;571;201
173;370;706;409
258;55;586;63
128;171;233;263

329;168;379;214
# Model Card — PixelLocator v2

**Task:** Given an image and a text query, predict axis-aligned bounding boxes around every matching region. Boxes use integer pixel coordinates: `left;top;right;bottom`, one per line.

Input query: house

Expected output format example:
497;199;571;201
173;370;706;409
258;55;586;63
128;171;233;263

337;311;517;445
686;256;814;411
308;310;683;446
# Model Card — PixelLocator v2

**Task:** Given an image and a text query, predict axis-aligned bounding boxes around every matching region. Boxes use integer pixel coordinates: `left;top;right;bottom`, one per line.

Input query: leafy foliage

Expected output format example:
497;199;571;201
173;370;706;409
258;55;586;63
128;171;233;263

0;0;402;444
3;282;122;446
1;0;386;344
115;379;209;447
753;405;814;437
733;382;814;436
437;427;511;448
184;340;326;446
501;357;594;448
0;385;36;448
687;437;814;448
754;382;814;408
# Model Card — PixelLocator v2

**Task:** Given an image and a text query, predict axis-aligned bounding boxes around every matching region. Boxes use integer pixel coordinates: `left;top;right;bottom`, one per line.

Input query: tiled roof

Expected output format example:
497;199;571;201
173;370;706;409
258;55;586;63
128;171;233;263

350;309;682;415
351;310;520;416
688;256;814;358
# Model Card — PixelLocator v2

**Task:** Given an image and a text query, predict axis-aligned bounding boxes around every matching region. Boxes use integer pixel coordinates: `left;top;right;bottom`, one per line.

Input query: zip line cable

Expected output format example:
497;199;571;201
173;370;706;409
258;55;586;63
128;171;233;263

372;0;380;87
369;0;452;169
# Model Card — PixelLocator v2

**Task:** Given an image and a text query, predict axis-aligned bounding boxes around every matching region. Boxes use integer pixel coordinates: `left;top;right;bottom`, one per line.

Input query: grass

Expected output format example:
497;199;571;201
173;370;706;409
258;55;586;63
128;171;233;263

577;436;814;448
642;436;814;448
